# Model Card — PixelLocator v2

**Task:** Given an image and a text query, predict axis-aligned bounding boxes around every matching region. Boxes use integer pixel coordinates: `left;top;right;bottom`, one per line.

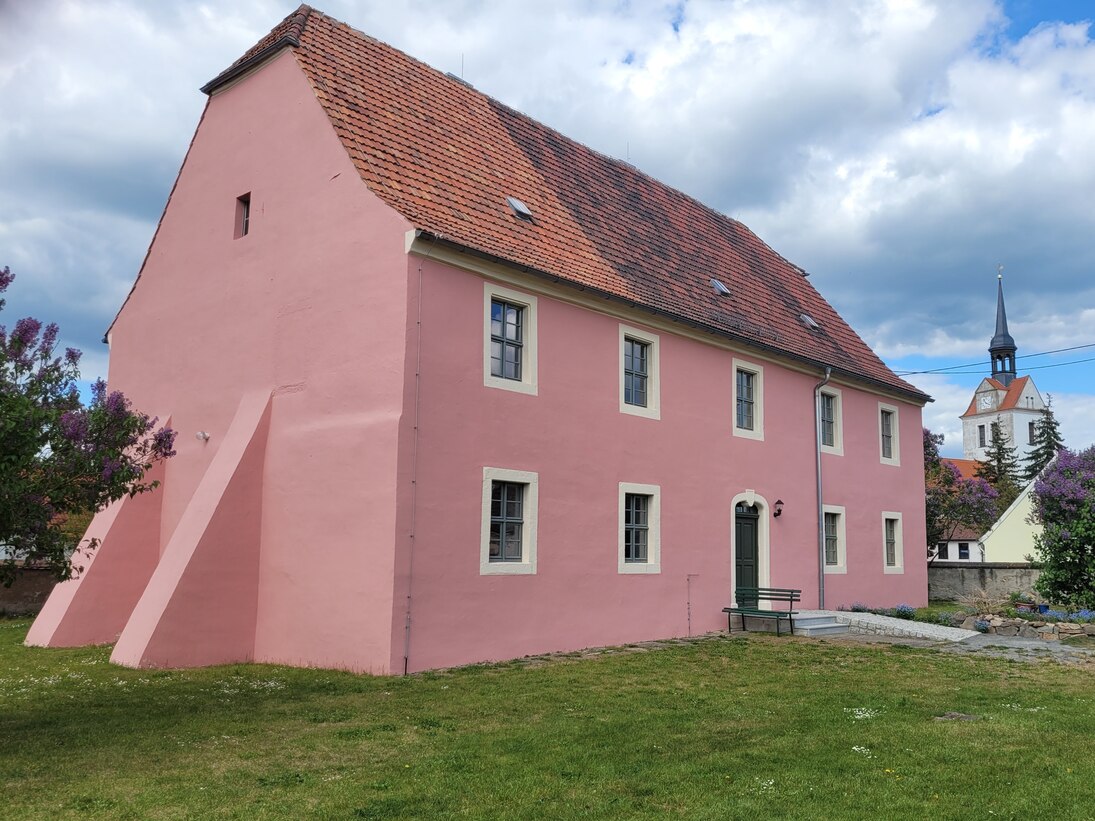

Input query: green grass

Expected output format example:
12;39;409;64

3;618;1095;820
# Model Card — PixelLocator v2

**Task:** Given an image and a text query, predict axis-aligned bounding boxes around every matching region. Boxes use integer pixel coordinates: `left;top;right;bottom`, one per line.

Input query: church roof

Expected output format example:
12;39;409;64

960;375;1033;418
200;5;928;403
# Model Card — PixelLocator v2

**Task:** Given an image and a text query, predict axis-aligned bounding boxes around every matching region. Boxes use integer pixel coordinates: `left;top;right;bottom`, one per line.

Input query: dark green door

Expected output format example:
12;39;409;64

735;503;759;606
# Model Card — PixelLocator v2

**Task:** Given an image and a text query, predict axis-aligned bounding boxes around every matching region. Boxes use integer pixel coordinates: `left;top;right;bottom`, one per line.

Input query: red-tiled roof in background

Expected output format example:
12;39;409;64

943;458;979;481
961;375;1031;417
205;6;928;402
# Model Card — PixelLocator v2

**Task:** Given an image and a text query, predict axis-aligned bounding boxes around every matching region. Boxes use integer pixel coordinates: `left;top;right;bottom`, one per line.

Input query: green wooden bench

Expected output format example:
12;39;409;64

723;587;801;636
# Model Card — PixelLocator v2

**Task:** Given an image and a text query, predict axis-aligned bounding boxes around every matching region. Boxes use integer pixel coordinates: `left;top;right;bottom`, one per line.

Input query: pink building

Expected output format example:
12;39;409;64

28;6;929;673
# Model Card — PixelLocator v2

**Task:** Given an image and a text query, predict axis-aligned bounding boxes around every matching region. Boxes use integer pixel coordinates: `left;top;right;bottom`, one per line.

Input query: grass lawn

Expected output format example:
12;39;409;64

3;618;1095;820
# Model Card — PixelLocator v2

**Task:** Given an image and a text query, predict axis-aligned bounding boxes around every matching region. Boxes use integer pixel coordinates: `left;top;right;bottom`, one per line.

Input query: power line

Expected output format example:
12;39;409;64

894;341;1095;376
901;354;1095;376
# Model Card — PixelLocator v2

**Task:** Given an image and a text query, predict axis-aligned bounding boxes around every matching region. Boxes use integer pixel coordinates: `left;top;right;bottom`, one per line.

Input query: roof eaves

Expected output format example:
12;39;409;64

415;230;931;405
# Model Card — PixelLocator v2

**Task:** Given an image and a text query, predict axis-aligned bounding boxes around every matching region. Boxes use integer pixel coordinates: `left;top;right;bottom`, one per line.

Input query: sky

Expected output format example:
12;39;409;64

2;0;1094;457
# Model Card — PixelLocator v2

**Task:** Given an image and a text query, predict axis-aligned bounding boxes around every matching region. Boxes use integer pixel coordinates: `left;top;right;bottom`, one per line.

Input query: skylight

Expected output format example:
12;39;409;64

710;278;730;296
799;313;820;331
506;197;534;222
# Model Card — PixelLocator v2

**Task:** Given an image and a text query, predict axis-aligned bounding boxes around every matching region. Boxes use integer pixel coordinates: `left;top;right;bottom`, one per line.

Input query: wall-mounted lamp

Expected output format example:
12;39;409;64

195;431;211;442
774;499;784;518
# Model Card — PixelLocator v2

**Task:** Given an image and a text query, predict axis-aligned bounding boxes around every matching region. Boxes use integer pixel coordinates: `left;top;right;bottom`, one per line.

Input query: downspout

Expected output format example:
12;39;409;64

814;366;832;609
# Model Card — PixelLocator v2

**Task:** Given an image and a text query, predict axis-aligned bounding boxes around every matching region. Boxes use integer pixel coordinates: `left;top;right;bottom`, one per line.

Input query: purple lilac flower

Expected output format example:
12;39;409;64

11;317;41;348
64;347;82;366
59;410;89;441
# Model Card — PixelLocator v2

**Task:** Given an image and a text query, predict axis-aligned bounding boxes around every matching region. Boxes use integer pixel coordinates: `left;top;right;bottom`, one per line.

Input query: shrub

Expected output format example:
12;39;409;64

893;604;916;620
974;620;990;633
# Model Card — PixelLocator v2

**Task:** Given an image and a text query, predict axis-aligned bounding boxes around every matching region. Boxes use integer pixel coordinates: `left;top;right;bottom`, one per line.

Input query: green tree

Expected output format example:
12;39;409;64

975;419;1021;514
1030;446;1095;609
1022;395;1065;482
923;428;999;553
0;267;176;584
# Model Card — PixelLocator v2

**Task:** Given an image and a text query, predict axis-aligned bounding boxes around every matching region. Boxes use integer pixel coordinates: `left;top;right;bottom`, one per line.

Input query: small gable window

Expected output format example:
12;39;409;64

235;193;251;238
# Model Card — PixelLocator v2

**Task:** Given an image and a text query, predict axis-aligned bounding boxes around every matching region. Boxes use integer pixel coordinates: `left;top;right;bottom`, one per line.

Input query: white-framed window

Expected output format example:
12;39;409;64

822;504;846;574
977;425;986;448
958;542;970;560
878;403;900;466
619;324;660;420
480;467;538;575
618;482;660;573
935;542;949;560
483;283;538;395
819;387;843;455
1028;420;1036;445
882;512;903;574
732;359;764;441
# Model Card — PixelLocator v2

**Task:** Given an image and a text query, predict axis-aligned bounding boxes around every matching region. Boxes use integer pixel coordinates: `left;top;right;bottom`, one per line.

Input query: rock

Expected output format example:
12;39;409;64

935;712;980;721
961;616;981;631
1019;625;1040;639
1031;621;1046;628
1056;622;1083;634
996;625;1018;637
989;616;1004;627
1084;624;1095;636
1036;625;1059;641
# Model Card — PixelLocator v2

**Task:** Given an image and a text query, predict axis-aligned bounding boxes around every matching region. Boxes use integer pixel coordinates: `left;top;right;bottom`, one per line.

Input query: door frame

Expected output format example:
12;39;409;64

730;490;772;607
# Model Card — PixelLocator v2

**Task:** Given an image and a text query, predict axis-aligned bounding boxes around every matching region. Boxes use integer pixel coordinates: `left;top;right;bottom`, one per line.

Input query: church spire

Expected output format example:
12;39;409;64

989;267;1017;386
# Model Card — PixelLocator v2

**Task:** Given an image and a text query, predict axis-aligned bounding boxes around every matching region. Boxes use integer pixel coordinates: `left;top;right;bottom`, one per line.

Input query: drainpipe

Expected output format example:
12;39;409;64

814;366;832;609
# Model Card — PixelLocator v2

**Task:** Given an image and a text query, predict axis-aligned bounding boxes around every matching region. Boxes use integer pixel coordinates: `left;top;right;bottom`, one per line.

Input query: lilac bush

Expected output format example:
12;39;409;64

1;266;176;583
924;428;999;552
1030;447;1095;610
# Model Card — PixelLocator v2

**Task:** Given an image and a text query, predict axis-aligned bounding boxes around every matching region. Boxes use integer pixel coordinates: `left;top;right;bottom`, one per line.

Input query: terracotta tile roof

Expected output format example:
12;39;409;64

961;375;1030;417
205;6;928;402
943;458;979;481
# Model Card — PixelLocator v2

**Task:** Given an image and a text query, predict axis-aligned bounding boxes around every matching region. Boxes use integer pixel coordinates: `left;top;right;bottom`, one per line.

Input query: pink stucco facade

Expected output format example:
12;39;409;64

28;46;927;674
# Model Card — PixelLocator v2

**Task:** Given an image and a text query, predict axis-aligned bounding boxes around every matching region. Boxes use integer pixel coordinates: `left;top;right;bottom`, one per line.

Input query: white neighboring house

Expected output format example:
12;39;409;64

979;481;1040;563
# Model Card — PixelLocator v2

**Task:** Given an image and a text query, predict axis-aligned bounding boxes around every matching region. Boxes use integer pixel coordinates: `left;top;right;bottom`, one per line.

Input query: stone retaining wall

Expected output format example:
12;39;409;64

962;614;1095;641
0;568;56;616
928;562;1040;602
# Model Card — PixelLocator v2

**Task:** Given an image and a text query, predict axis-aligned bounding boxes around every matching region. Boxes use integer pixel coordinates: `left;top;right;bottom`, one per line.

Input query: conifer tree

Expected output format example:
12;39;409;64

1022;395;1065;482
975;419;1021;513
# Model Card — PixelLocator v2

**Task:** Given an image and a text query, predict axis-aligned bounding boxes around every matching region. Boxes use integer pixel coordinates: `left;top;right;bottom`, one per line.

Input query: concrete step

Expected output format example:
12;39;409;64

794;621;849;637
795;614;841;629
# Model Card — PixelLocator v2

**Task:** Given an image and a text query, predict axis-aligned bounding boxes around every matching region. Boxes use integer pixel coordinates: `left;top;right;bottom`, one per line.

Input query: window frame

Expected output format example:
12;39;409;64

882;512;904;574
480;467;538;575
936;542;949;560
978;425;986;448
623;336;650;409
732;359;764;441
618;324;660;420
618;482;661;574
235;192;251;239
958;542;970;560
1028;420;1036;445
822;504;847;574
483;283;538;396
878;402;900;466
819;387;844;456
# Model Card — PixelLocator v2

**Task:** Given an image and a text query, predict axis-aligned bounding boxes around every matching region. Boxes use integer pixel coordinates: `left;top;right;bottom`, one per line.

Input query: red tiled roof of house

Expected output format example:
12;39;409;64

204;6;929;402
961;375;1030;417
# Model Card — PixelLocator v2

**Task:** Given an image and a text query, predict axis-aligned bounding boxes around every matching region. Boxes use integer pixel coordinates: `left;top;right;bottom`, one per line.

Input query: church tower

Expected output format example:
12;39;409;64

960;273;1044;462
